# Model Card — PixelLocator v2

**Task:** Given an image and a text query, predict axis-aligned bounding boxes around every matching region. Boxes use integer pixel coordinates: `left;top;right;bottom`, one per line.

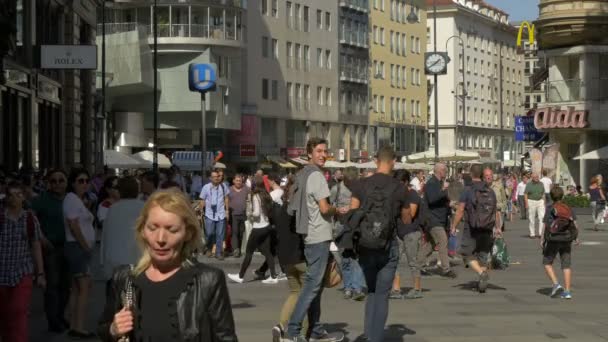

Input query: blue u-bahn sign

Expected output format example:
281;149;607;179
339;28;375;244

188;63;217;93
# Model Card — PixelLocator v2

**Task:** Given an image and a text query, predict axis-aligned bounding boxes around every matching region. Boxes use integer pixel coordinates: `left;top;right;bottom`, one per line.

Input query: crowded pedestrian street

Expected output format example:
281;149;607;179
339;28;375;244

28;216;608;342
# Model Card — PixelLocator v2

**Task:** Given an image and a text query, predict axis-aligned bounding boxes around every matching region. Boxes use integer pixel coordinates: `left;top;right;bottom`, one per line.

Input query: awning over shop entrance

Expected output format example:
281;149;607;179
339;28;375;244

172;151;225;171
267;156;298;169
574;146;608;160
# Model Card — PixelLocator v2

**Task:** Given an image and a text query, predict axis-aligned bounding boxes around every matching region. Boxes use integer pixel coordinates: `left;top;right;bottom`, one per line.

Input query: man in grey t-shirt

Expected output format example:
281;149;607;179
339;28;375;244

283;138;344;342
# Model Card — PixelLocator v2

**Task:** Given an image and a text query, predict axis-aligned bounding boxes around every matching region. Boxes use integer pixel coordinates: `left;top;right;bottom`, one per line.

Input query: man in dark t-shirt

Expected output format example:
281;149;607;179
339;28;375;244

350;146;409;342
451;165;501;294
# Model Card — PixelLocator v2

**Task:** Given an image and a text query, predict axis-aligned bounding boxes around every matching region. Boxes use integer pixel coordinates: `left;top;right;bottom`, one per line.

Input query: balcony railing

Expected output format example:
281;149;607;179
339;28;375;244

97;22;241;42
547;78;608;102
339;0;369;12
340;66;368;84
339;28;369;48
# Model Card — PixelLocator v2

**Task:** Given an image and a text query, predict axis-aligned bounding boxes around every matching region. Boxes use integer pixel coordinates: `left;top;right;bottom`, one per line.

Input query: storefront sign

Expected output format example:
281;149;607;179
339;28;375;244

515;116;543;142
37;77;60;103
516;21;535;49
338;149;345;161
533;107;589;129
529;148;543;176
287;147;306;158
240;144;256;157
542;144;560;181
40;45;97;69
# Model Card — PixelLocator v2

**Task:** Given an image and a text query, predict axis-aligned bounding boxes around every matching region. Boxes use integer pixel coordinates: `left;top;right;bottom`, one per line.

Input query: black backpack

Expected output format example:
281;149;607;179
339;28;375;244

466;182;497;230
355;179;399;250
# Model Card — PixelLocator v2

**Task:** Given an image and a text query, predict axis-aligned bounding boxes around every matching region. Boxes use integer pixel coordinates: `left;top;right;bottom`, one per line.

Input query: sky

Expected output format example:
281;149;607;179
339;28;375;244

484;0;540;22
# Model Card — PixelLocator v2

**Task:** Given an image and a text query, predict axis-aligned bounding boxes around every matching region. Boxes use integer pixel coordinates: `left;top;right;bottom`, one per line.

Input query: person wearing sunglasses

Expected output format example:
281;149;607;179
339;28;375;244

30;169;71;333
63;168;96;338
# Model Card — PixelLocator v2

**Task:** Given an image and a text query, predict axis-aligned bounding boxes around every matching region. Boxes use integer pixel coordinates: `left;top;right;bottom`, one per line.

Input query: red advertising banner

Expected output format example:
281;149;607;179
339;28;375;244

240;144;256;157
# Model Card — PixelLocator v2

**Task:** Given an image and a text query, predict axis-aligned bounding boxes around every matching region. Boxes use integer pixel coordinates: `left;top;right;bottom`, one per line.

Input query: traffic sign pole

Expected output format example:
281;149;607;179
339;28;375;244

201;93;207;173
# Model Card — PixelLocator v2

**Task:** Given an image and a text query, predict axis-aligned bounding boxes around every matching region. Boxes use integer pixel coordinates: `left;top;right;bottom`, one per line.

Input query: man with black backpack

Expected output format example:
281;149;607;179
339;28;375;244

541;186;579;299
349;146;410;342
451;166;501;293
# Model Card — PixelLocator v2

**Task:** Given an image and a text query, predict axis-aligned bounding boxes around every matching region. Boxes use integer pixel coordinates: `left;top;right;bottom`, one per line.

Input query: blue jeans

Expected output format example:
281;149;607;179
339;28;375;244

287;241;330;339
358;239;399;342
205;218;225;256
341;254;365;292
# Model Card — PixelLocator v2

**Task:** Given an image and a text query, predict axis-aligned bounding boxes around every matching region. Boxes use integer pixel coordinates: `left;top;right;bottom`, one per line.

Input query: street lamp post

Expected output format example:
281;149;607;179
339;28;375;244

152;0;159;172
445;35;466;151
432;0;439;161
406;2;419;155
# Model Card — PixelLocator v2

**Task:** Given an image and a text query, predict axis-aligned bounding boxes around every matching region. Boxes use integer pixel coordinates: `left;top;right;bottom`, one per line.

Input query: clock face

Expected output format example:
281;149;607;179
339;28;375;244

425;53;447;74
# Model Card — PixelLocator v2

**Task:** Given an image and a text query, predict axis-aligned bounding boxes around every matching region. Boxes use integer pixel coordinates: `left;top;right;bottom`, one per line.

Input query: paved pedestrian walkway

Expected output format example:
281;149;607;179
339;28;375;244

29;215;608;341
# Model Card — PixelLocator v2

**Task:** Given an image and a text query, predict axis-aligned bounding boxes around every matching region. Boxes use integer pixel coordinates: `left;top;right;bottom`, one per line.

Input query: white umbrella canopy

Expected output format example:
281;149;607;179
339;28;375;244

406;149;480;162
395;162;432;171
131;150;172;168
213;162;227;169
324;161;359;169
356;161;377;169
574;145;608;160
104;150;145;169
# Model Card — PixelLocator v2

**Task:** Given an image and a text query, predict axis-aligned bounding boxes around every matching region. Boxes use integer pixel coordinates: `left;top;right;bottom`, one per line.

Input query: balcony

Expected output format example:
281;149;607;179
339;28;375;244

547;78;608;103
339;66;368;84
339;28;369;49
339;0;369;13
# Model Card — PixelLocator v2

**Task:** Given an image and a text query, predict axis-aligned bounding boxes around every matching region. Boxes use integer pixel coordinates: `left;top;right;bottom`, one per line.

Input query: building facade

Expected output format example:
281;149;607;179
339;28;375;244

427;0;524;163
534;0;608;188
97;0;245;157
0;0;99;172
369;0;428;155
242;0;372;164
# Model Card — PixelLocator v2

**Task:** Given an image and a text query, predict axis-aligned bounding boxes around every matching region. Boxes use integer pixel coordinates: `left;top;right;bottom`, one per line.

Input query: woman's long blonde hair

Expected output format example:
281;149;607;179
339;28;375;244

133;189;202;275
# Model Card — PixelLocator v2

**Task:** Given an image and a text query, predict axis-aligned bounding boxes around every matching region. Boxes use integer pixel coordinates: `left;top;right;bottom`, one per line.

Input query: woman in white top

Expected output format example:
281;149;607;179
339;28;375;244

63;168;96;338
227;176;278;284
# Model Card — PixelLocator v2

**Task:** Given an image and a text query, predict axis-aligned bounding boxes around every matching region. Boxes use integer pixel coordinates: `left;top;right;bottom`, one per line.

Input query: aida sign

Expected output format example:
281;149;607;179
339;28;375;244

532;107;589;129
517;21;535;49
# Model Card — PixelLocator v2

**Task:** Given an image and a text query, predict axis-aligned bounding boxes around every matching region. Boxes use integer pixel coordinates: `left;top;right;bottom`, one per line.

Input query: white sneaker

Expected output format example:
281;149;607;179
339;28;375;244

227;273;244;284
276;272;288;281
262;276;279;284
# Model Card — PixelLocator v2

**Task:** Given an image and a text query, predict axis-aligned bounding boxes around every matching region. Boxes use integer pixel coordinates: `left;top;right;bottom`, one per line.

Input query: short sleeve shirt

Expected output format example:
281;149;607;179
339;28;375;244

410;177;422;192
304;171;333;244
200;183;230;221
63;192;96;246
0;209;41;286
351;173;409;221
540;177;553;194
31;192;66;245
525;182;545;201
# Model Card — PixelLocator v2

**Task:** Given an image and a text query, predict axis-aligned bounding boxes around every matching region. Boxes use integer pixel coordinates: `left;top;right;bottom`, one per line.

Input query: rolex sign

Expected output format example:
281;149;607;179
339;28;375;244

40;45;98;70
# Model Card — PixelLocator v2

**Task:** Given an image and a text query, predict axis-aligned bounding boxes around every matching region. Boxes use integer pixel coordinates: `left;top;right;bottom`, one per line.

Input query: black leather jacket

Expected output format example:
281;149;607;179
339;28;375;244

98;259;238;342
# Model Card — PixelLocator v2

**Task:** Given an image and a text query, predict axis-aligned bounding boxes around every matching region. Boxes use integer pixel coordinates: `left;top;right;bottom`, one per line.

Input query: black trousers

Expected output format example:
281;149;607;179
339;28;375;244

231;214;247;252
43;245;71;330
239;226;276;279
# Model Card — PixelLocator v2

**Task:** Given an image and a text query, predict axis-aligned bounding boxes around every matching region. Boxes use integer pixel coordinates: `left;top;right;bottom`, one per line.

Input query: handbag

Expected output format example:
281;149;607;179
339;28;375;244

118;266;134;342
323;256;342;288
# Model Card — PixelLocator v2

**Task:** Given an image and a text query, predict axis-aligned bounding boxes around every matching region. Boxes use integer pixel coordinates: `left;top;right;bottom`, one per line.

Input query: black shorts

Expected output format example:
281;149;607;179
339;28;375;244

459;228;494;265
543;242;572;269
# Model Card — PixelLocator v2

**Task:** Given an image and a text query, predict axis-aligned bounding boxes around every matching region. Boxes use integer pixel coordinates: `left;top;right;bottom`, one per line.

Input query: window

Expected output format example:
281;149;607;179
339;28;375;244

380;27;385;45
222;86;229;114
402;35;407;55
272;39;279;59
325;88;331;106
262;36;269;58
261;0;268;15
396;97;401;119
402;66;407;87
381;0;385;11
272;0;278;17
373;95;378;112
395;33;400;55
390;97;395;120
466;56;470;72
411;100;415;117
287;82;293;108
304;85;310;110
374;0;378;9
325;50;332;69
410;68;415;85
317;48;323;68
317;87;323;105
294;44;301;69
286;2;293;28
390;31;394;52
295;4;301;30
381;96;385;113
262;78;269;99
402;99;407;117
380;61;385;78
316;10;322;29
396;66;401;87
415;37;420;53
295;83;301;110
286;42;293;68
325;12;331;31
373;26;379;44
272;80;278;100
303;6;309;32
304;45;310;70
390;64;395;86
473;58;477;74
410;36;415;53
416;69;421;85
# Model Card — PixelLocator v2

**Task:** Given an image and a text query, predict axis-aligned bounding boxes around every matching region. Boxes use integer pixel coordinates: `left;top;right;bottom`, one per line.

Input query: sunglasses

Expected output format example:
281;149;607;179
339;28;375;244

76;178;90;185
50;178;66;184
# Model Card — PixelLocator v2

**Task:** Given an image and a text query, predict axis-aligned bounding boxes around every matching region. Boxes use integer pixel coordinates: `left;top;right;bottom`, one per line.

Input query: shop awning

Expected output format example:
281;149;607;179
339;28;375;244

267;156;298;168
406;149;480;162
131;150;172;169
290;157;309;166
573;145;608;160
104;150;145;169
172;151;226;170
